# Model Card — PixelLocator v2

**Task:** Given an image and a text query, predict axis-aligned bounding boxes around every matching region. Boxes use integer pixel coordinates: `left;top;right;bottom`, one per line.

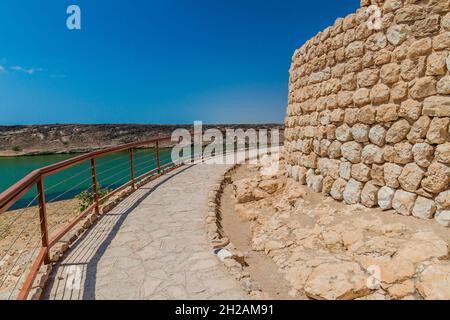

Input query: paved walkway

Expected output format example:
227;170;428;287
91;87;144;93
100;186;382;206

44;164;245;300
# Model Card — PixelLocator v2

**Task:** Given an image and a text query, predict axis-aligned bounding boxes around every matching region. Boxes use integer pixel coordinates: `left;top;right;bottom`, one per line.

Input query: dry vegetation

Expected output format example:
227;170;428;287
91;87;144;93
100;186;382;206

0;199;80;299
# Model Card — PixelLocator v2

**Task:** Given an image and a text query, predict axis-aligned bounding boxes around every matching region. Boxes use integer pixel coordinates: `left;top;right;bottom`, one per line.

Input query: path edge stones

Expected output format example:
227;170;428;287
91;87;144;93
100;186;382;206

205;163;264;298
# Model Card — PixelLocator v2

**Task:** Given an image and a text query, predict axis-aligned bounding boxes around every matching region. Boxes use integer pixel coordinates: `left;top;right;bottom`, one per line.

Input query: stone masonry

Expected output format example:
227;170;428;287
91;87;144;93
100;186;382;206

285;0;450;226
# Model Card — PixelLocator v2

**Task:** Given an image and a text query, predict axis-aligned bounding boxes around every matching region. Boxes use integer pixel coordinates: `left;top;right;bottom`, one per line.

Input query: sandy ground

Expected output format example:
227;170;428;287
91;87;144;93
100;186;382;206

0;199;80;299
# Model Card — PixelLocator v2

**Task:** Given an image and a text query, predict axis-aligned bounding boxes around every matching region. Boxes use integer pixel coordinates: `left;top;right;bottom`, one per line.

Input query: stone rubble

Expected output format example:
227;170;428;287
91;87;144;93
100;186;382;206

227;155;450;300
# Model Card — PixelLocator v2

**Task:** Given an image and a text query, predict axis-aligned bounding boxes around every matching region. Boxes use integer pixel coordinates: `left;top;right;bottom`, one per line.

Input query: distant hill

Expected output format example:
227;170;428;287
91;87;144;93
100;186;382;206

0;124;284;156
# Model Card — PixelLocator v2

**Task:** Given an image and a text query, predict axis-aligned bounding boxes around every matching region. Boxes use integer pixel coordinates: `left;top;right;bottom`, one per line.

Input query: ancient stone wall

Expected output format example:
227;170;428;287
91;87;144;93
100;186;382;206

284;0;450;226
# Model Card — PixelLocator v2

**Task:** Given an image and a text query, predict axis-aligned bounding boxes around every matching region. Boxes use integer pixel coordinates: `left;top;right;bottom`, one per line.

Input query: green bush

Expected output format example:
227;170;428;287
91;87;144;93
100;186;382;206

12;145;22;152
76;184;110;212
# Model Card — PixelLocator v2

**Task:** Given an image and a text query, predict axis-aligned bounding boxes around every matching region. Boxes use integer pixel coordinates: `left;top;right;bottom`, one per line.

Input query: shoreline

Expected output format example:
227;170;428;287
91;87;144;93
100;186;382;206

0;144;174;158
0;123;284;158
0;147;104;158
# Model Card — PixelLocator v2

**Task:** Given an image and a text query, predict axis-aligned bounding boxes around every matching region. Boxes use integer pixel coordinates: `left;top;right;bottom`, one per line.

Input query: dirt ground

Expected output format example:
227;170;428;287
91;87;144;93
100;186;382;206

0;199;80;299
221;181;298;299
219;162;450;300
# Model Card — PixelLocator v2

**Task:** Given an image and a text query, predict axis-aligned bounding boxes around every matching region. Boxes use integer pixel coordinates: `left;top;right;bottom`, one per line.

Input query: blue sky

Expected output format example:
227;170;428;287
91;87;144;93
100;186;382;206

0;0;358;125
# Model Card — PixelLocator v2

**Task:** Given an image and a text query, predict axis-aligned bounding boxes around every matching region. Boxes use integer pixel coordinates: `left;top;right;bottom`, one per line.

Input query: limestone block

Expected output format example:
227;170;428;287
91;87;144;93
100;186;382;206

435;191;450;210
358;105;377;124
322;176;335;195
291;165;299;180
285;164;292;177
361;144;384;164
369;125;387;146
386;24;409;45
426;117;450;144
346;57;363;73
343;13;356;30
413;14;440;37
383;0;402;13
436;143;450;164
398;163;425;192
433;32;450;50
374;49;392;66
346;41;365;59
341;141;362;163
341;73;357;90
426;52;448;76
351;124;370;143
331;109;345;123
447;53;450;71
328;141;342;159
330;178;348;201
344;108;360;125
386;119;411;144
391;82;408;102
337;91;354;107
317;158;340;179
351;163;371;182
370;83;391;104
435;210;450;227
407;116;431;144
443;12;450;31
399;99;422;122
401;58;425;82
298;166;308;185
380;63;400;84
361;182;379;208
384;163;403;188
412;196;437;220
384;142;413;164
412;143;434;168
407;38;432;58
357;69;379;87
336;124;353;142
437;76;450;95
365;32;387;51
376;104;399;122
395;5;426;24
371;164;385;186
353;88;371;106
421;162;450;194
392;190;417;216
306;169;324;193
339;161;352;180
378;186;396;210
423;96;450;117
343;179;364;204
410;77;437;99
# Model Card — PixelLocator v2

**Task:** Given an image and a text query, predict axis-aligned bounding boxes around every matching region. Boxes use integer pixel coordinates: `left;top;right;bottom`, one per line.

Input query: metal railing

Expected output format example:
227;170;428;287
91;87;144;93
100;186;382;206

0;136;177;300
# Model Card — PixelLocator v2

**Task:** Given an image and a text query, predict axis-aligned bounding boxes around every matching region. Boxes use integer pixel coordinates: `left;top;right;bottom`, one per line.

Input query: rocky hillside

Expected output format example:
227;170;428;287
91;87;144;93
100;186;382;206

0;124;284;156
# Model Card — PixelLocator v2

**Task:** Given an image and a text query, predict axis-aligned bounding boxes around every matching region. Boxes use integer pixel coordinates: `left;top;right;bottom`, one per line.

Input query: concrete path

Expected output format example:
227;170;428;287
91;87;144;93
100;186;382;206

44;164;245;300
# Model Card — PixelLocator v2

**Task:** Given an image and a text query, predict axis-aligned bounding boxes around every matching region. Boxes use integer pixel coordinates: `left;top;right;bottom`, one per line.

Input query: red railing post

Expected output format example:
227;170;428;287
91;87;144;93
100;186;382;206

130;148;136;190
36;178;50;264
90;158;100;215
156;141;161;173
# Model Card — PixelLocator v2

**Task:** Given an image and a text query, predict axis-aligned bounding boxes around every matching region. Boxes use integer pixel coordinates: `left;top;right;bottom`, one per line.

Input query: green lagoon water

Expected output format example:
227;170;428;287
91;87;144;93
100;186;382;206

0;148;174;210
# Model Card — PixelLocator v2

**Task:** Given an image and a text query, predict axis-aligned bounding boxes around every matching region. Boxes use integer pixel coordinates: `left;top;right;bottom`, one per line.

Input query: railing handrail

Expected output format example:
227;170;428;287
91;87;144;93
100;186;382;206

0;136;172;213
